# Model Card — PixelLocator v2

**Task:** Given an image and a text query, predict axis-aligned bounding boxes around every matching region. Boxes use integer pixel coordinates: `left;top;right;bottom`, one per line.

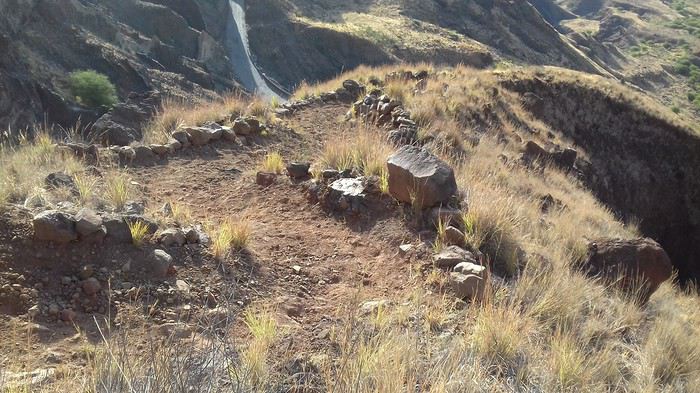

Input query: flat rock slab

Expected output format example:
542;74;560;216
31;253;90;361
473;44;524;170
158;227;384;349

433;245;477;269
329;178;365;197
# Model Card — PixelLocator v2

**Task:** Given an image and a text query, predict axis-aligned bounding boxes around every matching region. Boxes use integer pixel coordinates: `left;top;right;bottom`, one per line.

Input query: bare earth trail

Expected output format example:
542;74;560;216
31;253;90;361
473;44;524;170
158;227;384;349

129;104;420;350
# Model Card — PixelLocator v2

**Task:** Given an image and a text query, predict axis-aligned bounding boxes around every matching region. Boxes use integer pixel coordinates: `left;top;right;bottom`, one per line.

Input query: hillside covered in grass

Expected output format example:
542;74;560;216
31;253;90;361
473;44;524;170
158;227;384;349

1;63;699;392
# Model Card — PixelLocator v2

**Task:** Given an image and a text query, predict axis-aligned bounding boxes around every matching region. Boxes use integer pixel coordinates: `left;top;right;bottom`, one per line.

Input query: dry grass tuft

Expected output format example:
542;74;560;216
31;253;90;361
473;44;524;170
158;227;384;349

104;172;132;211
320;125;393;178
127;220;149;247
0;130;84;207
210;218;251;260
260;152;285;174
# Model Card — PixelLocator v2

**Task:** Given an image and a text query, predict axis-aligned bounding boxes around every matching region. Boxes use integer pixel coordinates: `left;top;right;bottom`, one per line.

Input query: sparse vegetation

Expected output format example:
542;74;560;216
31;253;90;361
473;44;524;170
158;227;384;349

104;172;132;210
260;152;285;174
210;218;251;260
0;130;83;207
74;173;98;205
68;70;117;109
320;125;392;178
3;63;700;393
127;219;149;247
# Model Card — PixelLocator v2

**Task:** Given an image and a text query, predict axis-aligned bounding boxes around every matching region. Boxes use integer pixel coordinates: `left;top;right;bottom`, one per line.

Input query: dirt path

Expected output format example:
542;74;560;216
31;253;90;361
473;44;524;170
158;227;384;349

128;104;421;349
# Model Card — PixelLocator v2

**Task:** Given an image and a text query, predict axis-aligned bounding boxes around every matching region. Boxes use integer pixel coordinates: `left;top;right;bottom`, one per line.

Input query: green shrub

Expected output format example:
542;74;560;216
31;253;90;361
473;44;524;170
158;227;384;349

68;70;117;109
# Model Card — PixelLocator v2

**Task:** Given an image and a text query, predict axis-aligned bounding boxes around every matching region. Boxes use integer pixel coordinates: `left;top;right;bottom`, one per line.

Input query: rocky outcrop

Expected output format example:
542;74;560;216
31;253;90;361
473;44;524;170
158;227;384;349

583;238;673;302
387;146;458;209
0;0;241;134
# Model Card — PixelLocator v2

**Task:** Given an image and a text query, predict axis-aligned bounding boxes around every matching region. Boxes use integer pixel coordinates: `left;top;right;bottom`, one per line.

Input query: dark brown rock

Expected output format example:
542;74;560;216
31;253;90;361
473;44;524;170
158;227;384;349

583;238;673;302
387;145;458;209
256;171;276;187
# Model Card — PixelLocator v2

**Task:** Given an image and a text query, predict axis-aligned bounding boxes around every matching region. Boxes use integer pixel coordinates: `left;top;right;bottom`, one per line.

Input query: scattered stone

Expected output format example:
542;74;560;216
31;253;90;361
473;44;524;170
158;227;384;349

433;245;477;269
74;208;105;242
399;244;414;254
171;130;191;148
449;272;485;301
583;238;673;302
256;171;277;187
162;202;173;217
184;227;198;243
103;216;132;243
444;226;466;248
79;265;94;280
123;201;145;215
158;228;187;247
59;308;76;322
327;178;366;212
342;79;364;97
166;138;182;152
387;145;458;209
222;128;238;142
33;210;77;243
454;261;487;276
360;299;390;315
322;169;340;180
150;249;174;278
57;142;99;163
286;162;311;179
81;277;101;296
149;144;170;155
45;172;76;192
232;117;261;135
175;279;190;294
275;108;291;117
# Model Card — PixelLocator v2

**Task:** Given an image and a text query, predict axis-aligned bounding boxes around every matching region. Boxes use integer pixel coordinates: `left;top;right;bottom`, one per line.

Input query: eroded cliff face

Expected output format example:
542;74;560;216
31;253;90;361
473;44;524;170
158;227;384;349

0;0;241;131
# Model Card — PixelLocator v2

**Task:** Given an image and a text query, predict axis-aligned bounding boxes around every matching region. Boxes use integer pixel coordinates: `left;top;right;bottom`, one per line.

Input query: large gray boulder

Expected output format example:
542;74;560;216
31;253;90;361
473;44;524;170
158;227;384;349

33;210;77;243
387;146;457;209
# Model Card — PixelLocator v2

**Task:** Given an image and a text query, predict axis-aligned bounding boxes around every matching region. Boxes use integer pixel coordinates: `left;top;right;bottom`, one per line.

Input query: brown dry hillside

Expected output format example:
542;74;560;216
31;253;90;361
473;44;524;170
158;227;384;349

1;64;699;392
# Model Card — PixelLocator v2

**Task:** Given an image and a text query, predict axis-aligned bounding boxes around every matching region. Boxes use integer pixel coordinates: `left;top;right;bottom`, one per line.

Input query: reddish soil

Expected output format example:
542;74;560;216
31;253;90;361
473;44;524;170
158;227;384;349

0;103;434;376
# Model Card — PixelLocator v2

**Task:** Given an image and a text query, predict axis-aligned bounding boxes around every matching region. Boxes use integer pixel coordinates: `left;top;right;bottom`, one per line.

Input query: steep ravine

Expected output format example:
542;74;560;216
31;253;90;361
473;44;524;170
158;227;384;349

226;0;284;100
504;76;700;283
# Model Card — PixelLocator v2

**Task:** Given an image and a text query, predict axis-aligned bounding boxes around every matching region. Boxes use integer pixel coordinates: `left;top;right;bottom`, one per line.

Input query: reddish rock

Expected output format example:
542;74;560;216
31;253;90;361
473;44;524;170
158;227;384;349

256;171;276;187
584;238;673;302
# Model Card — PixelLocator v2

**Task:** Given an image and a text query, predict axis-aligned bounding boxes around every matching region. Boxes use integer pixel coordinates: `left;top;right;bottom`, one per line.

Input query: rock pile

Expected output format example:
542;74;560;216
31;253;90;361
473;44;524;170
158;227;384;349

32;207;157;245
